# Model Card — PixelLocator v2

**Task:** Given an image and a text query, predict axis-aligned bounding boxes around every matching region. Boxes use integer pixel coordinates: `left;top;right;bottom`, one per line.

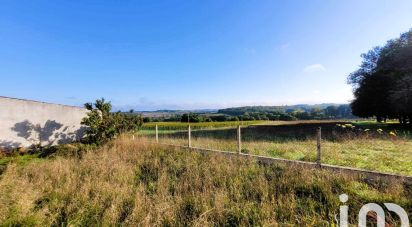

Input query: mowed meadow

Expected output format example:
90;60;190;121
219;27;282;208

0;137;411;226
140;121;412;176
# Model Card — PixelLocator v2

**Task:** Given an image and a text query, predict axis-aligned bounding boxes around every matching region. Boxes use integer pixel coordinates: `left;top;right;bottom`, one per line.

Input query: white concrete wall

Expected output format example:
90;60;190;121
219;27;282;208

0;96;88;149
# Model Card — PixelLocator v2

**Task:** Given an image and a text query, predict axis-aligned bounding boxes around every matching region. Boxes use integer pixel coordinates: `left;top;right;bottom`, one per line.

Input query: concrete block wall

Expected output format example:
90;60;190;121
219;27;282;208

0;96;88;149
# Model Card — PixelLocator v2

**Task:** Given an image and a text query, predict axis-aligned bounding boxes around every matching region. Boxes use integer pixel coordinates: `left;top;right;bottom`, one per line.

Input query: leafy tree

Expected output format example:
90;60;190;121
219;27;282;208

348;29;412;124
81;98;143;144
180;113;201;123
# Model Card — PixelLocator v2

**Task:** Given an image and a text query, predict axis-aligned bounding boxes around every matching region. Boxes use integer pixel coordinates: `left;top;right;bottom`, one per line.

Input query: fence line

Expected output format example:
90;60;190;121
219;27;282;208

144;124;412;183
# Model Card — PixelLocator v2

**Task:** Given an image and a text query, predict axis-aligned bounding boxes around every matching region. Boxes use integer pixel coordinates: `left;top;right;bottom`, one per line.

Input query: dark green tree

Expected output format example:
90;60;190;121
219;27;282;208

348;29;412;124
180;113;201;123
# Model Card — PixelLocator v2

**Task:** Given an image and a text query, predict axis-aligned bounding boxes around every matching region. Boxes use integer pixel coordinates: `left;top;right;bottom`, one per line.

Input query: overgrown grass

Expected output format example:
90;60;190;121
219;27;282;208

0;143;95;177
142;121;412;176
0;137;410;226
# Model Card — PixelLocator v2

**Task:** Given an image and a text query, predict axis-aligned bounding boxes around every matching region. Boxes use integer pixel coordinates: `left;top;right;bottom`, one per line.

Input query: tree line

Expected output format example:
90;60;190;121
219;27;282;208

217;104;353;121
142;104;354;123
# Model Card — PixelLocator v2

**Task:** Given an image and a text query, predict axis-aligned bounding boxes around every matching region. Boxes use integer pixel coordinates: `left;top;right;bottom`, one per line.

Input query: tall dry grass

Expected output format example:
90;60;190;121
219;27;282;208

0;136;410;226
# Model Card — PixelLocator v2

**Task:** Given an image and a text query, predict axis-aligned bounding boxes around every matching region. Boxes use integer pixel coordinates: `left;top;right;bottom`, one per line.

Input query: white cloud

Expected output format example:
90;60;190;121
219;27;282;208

303;64;326;73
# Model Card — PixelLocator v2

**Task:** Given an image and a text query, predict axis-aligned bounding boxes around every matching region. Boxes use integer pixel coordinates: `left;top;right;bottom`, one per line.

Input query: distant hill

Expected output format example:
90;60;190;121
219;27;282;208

136;109;218;118
132;103;355;122
217;104;343;116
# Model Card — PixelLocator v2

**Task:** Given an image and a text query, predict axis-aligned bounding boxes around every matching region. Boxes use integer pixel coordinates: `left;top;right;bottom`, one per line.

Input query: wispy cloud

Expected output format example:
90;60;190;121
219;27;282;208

240;47;256;55
279;43;290;50
303;64;326;73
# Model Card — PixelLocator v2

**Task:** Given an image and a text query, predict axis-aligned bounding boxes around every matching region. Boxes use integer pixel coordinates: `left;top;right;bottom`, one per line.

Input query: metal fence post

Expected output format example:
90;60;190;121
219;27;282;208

155;124;159;143
316;127;321;167
237;125;242;153
188;125;191;148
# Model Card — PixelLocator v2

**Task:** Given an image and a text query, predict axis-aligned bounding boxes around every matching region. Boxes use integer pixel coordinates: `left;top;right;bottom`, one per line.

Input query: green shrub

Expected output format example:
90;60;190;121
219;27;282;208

81;98;143;145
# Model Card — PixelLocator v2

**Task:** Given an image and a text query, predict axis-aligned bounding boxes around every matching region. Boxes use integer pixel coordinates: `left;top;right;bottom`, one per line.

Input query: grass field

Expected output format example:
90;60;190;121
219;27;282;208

0;137;410;226
141;120;268;130
141;121;412;176
141;120;354;130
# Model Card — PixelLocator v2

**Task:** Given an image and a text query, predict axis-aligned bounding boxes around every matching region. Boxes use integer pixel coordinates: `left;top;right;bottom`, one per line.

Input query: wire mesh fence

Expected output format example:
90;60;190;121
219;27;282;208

137;122;412;176
140;123;321;161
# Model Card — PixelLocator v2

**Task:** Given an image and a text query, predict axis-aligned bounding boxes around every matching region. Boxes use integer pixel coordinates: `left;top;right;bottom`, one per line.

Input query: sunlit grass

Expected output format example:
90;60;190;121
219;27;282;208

141;122;412;176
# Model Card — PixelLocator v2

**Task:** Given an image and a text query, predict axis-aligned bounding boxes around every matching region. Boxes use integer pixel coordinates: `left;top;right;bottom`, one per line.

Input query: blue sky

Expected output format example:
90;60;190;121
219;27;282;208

1;0;412;110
